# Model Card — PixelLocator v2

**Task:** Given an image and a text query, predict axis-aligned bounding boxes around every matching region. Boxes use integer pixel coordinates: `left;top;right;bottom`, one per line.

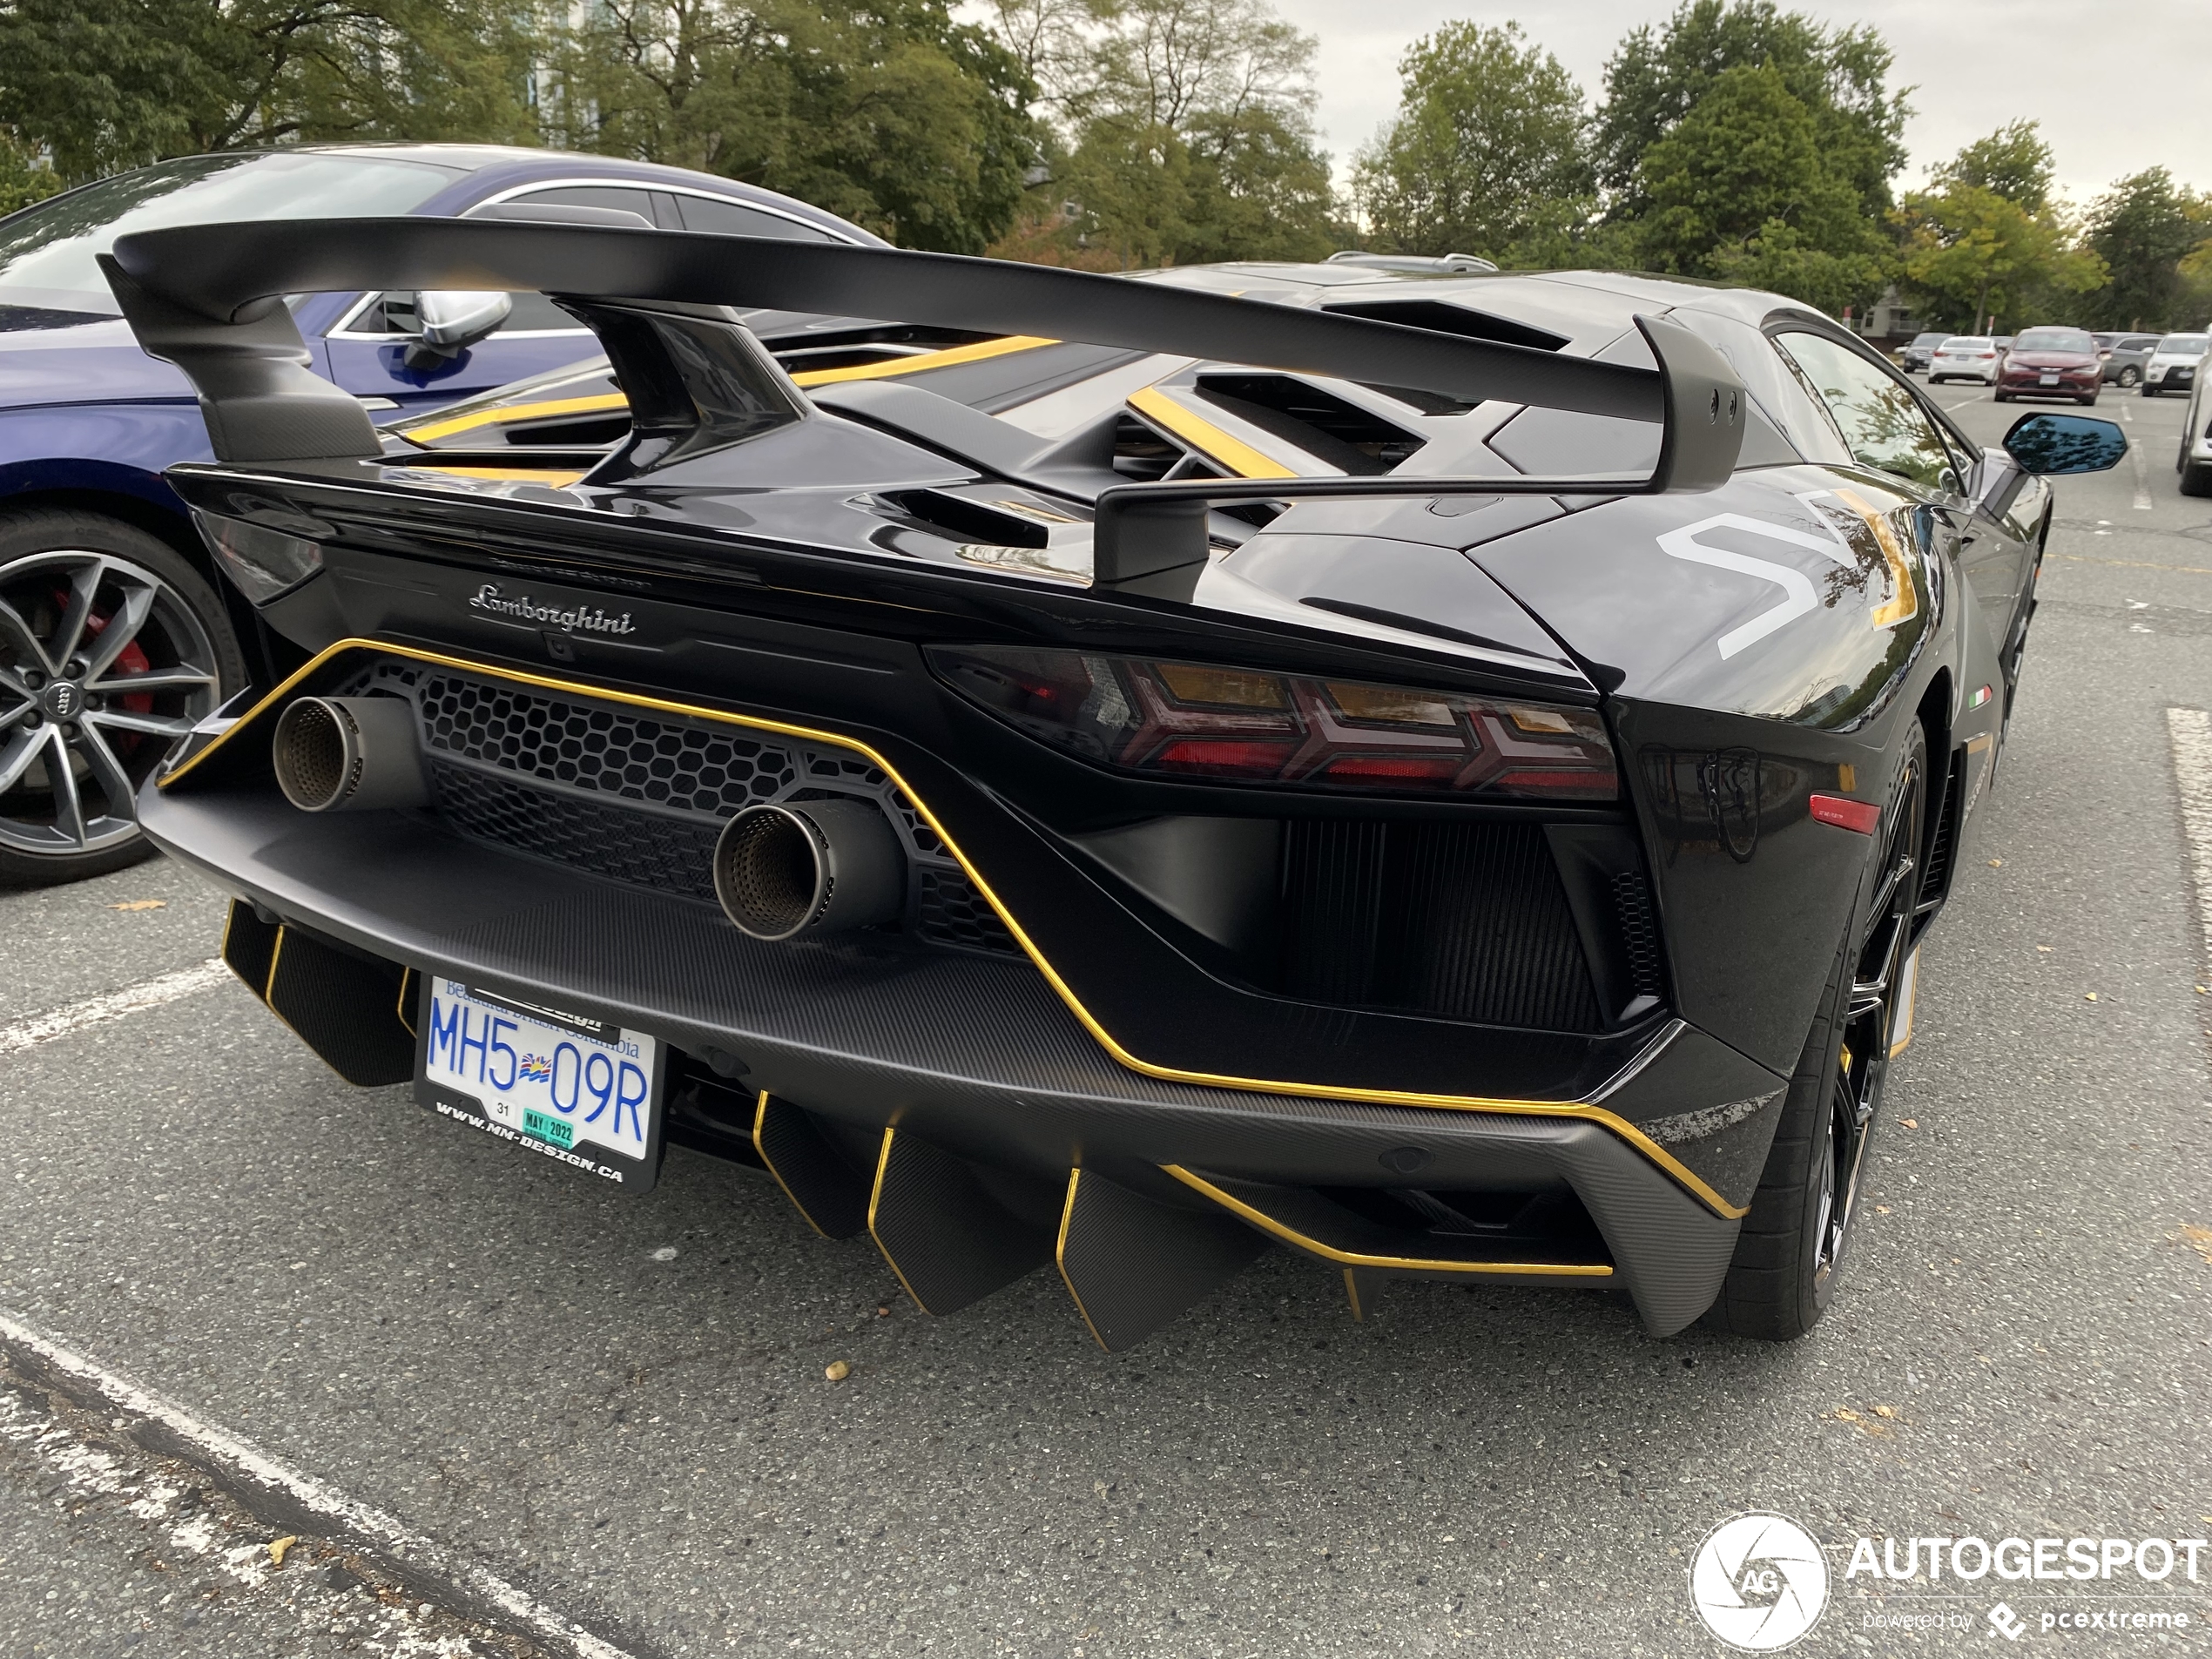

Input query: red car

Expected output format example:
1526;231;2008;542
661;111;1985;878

1995;326;2102;405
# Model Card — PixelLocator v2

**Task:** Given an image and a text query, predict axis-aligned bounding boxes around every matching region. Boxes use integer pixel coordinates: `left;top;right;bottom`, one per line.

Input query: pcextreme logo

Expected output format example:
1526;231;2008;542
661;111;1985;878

1689;1513;1831;1651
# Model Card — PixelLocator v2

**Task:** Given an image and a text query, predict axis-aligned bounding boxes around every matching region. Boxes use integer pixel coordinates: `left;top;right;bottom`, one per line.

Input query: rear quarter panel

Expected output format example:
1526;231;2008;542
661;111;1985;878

1464;463;1956;1069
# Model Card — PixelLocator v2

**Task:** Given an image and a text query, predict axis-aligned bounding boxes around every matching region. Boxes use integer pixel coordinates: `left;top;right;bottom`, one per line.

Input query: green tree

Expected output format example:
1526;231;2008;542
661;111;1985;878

1932;118;2054;213
1350;21;1590;263
0;0;538;184
1630;62;1887;313
538;0;1038;254
1594;0;1906;224
1896;184;2103;334
982;0;1339;267
2080;167;2212;331
0;128;63;215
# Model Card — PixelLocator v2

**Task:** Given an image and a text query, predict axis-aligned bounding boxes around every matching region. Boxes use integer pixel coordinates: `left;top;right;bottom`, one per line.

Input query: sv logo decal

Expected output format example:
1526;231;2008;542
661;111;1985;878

1657;514;1858;658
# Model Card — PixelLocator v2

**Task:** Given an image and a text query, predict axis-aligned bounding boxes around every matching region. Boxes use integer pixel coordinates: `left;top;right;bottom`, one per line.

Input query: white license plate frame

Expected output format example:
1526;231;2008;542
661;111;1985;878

414;977;666;1190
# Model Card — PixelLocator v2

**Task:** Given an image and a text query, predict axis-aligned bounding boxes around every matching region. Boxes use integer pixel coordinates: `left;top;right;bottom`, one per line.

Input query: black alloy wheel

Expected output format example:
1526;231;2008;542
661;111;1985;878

1706;721;1928;1340
0;511;244;885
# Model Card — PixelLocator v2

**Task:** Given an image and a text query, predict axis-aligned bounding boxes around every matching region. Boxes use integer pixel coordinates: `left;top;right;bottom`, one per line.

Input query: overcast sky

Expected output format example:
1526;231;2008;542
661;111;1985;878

1264;0;2212;208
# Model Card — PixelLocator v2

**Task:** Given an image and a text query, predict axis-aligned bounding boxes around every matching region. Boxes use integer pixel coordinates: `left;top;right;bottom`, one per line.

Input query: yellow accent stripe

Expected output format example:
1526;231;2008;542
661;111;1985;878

788;334;1057;387
1054;1169;1113;1352
395;966;417;1037
1833;488;1919;630
409;466;587;486
1163;1166;1615;1277
1125;385;1298;480
752;1089;834;1241
867;1128;934;1313
163;639;1746;1218
393;336;1055;448
400;392;629;444
1342;1267;1365;1321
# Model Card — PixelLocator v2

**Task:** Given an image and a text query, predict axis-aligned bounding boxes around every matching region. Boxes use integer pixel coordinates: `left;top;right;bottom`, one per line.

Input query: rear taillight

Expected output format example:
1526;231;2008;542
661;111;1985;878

928;645;1617;800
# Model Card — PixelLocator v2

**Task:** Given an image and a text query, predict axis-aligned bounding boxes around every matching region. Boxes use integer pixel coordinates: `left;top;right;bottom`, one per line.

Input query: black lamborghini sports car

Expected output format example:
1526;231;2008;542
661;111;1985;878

83;221;2124;1350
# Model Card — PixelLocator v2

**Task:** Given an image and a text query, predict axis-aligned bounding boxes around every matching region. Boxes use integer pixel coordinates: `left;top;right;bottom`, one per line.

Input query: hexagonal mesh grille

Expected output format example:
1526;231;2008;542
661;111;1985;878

428;761;723;900
333;658;1022;957
418;673;796;813
916;868;1018;954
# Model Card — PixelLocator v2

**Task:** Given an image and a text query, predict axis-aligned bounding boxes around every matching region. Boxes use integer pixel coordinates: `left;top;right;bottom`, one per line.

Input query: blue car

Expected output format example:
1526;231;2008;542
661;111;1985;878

0;144;876;885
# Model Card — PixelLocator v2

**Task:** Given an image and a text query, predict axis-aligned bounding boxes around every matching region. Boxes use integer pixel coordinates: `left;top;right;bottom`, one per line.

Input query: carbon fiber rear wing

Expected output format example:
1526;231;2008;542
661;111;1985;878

102;218;1746;595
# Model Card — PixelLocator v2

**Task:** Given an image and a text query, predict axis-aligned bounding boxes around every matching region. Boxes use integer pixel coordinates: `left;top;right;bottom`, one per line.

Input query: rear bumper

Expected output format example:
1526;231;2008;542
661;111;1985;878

144;778;1777;1336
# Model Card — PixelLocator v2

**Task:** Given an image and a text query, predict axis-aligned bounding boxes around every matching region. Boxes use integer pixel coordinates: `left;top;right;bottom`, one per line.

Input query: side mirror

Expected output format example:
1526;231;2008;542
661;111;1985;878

2001;412;2128;475
402;290;512;370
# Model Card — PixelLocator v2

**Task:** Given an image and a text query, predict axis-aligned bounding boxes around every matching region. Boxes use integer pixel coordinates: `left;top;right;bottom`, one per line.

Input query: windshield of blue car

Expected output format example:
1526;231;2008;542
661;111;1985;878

2156;334;2208;354
0;152;467;313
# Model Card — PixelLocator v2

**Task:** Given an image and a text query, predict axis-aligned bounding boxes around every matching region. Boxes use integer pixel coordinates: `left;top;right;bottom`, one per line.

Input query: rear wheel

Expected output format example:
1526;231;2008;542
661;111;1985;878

2182;448;2212;498
2117;366;2141;388
0;511;244;886
1705;721;1927;1340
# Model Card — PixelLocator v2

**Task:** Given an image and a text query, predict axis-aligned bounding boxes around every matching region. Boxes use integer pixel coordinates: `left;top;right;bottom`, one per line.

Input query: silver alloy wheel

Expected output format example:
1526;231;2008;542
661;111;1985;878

0;550;222;857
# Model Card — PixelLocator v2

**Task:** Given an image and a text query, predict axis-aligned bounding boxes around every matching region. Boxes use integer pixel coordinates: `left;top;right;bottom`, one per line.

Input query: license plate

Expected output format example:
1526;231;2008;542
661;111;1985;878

415;979;664;1189
2039;373;2058;385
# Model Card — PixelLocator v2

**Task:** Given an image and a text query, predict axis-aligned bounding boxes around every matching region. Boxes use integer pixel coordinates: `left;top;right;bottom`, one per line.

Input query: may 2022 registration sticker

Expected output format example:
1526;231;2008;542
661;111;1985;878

415;979;664;1190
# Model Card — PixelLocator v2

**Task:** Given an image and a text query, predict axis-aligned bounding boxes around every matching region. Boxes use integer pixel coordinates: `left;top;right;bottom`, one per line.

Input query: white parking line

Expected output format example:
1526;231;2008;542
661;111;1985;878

0;1311;636;1659
0;957;233;1058
2169;708;2212;977
2119;399;2155;509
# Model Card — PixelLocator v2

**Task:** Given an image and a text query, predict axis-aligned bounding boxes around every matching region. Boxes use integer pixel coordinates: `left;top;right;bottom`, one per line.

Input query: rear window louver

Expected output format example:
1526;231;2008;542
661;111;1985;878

1193;374;1426;475
1321;300;1570;414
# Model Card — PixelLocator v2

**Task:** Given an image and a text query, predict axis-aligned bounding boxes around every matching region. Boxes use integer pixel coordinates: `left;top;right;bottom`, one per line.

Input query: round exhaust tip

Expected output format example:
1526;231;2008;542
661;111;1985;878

272;695;427;813
273;698;351;811
714;799;904;941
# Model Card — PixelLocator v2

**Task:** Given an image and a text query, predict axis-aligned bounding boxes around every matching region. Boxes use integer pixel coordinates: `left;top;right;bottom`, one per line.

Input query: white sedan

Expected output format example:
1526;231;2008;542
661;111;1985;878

1929;336;2000;384
2141;332;2207;398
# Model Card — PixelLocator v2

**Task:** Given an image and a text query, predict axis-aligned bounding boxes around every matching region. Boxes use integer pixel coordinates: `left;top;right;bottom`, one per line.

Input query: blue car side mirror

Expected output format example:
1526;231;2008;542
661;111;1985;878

2001;412;2128;475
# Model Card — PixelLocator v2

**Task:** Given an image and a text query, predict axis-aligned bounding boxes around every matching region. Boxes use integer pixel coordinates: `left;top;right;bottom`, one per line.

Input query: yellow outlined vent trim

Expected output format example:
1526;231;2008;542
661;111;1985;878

1162;1166;1616;1278
164;639;1746;1220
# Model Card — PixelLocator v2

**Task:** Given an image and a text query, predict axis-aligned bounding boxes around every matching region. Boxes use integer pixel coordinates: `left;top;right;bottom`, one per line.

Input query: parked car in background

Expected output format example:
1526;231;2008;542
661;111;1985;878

2180;354;2212;495
1929;336;2000;383
2141;332;2208;397
0;144;878;886
1898;331;1951;374
1995;326;2102;405
2091;331;2161;388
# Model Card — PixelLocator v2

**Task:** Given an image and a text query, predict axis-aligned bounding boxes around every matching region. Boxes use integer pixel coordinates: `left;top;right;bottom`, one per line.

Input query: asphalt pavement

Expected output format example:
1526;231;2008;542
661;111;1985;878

3;381;2209;1657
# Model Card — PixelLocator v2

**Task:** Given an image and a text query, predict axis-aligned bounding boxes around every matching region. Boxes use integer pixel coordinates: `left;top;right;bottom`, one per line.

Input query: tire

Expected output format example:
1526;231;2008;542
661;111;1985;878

1993;392;2011;402
2182;452;2212;498
2142;387;2159;398
1705;720;1929;1340
0;510;246;887
2081;393;2099;406
2118;367;2141;388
